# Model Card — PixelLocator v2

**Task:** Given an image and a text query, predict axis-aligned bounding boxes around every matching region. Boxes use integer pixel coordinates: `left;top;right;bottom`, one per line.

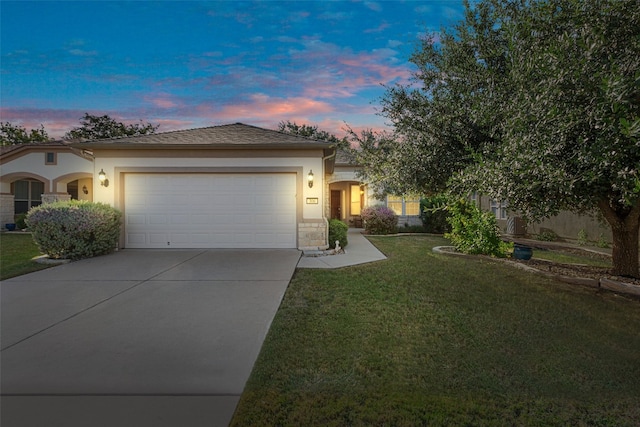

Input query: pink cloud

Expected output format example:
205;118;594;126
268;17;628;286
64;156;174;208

145;93;182;109
216;94;334;120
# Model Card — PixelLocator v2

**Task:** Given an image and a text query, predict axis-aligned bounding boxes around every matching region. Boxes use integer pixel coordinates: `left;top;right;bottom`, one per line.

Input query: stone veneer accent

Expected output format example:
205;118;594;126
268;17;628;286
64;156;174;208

298;220;329;250
1;194;15;228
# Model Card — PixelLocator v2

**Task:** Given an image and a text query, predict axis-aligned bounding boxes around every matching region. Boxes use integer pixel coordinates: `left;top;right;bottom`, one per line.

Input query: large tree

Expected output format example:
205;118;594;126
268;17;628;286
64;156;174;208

357;0;640;277
64;113;159;140
278;120;349;150
0;122;50;146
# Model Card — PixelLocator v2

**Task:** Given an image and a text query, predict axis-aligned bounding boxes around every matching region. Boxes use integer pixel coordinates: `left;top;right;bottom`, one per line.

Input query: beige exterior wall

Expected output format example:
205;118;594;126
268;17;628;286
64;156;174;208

92;149;328;250
0;151;92;193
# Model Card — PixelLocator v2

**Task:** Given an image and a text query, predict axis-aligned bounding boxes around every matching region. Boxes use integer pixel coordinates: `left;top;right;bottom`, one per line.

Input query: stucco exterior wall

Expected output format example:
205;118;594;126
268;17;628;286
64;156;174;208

93;153;325;221
0;151;93;193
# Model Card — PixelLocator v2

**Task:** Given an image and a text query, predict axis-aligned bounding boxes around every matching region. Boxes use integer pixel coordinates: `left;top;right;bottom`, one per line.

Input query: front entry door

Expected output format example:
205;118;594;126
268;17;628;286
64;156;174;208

331;190;341;219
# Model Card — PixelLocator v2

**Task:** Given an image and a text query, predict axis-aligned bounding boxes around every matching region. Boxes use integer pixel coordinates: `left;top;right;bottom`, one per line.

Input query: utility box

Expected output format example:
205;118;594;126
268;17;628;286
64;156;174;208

507;216;527;236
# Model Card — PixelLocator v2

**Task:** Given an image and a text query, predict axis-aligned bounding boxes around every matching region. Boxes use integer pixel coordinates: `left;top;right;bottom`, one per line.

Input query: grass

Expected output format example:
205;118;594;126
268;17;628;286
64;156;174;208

0;233;50;280
532;248;612;267
232;235;640;426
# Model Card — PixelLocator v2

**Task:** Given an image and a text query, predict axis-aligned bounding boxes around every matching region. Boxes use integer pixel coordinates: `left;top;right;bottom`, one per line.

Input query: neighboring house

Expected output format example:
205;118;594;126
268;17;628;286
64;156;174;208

472;193;613;244
1;124;335;250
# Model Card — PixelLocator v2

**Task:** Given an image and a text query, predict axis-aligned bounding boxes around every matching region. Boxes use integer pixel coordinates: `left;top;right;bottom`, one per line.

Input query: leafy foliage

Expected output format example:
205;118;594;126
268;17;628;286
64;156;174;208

0;122;50;146
64;113;159;140
445;199;512;257
361;205;398;235
328;219;348;249
357;0;640;276
26;201;122;260
278;120;349;150
420;194;451;233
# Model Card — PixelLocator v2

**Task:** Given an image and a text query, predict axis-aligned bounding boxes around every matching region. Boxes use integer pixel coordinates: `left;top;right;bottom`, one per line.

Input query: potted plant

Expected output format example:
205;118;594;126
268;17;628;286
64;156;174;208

512;243;533;260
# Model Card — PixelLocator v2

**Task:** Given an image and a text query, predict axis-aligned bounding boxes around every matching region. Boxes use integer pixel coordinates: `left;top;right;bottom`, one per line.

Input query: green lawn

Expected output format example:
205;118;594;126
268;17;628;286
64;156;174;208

0;233;50;280
232;235;640;426
532;248;612;267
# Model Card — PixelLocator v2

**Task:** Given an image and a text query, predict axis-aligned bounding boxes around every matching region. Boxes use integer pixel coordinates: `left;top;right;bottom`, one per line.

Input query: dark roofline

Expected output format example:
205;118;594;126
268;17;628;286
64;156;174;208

69;122;335;149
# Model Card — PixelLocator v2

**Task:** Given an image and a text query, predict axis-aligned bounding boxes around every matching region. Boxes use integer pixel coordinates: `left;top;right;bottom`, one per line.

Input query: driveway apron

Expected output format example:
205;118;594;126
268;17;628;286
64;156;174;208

1;248;300;427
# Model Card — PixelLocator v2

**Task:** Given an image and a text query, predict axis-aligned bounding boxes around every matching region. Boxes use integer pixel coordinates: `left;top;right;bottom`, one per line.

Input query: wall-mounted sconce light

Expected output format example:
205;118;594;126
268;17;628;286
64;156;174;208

82;185;89;194
307;170;314;188
98;169;109;187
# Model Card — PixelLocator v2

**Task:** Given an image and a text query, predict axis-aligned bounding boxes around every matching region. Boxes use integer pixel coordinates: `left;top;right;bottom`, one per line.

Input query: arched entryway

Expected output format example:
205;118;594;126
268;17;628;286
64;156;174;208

328;181;365;227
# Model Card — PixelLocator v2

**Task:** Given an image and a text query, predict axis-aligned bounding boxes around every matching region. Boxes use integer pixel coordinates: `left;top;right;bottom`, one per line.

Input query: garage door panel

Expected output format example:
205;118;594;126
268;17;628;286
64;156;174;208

125;173;297;248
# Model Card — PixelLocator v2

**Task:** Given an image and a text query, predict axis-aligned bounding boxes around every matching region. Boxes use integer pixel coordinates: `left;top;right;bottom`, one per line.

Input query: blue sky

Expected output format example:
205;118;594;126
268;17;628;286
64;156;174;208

1;1;464;139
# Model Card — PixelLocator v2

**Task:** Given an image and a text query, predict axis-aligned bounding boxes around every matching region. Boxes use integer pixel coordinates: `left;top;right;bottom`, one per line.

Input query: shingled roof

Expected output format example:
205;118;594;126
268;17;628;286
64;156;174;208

70;123;334;149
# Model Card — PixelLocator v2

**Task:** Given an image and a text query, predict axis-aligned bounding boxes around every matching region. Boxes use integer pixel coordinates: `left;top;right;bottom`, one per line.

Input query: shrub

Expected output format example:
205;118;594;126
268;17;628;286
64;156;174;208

26;200;122;260
328;219;348;249
577;229;589;246
361;205;398;235
14;213;27;230
445;199;512;257
537;228;559;242
420;194;451;234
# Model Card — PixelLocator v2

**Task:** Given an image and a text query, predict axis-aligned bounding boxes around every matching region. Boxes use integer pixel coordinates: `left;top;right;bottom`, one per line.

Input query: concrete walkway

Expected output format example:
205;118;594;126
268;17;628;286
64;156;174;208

297;228;387;268
1;249;300;427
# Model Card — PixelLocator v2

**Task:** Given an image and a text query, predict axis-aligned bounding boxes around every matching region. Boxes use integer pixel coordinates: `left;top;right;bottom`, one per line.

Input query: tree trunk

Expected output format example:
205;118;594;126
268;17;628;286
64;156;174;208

598;200;640;278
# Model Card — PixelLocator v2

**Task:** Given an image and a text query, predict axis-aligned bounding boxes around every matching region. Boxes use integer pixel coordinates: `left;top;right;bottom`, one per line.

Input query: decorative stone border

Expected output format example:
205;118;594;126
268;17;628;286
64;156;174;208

433;246;640;298
32;255;71;265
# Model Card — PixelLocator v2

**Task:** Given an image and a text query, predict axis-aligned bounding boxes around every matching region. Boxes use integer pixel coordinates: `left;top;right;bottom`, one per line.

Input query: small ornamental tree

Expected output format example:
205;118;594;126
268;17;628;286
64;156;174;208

26;201;121;260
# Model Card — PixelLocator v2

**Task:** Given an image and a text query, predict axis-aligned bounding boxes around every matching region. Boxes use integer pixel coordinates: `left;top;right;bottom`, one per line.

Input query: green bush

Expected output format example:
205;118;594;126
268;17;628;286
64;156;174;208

420;194;451;234
361;205;398;235
14;213;27;230
26;200;122;260
445;199;512;257
537;229;559;242
328;219;348;249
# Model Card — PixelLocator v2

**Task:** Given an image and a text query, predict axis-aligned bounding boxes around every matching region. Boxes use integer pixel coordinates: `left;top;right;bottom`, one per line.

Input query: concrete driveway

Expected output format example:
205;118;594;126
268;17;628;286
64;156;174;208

1;248;301;427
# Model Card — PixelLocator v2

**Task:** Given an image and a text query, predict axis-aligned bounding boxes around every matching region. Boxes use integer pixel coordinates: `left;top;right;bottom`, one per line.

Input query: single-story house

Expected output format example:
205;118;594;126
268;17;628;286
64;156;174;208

0;122;614;247
1;123;342;250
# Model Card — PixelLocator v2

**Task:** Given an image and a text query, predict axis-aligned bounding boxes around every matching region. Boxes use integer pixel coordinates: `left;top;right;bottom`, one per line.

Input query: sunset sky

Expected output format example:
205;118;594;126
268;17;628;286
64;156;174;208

1;1;464;139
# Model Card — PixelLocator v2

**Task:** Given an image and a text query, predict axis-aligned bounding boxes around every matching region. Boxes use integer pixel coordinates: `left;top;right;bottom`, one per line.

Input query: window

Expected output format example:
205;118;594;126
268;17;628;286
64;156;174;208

45;152;56;165
387;195;421;216
350;184;362;215
490;199;508;219
13;180;44;214
387;195;403;215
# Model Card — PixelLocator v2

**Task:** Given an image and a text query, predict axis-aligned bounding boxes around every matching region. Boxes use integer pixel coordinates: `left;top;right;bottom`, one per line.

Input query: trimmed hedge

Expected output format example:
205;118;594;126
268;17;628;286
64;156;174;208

361;205;398;235
328;219;348;249
26;200;122;260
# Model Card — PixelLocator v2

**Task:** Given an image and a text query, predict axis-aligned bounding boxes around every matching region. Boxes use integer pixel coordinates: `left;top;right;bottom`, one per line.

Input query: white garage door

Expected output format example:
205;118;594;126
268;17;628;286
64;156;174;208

124;173;297;248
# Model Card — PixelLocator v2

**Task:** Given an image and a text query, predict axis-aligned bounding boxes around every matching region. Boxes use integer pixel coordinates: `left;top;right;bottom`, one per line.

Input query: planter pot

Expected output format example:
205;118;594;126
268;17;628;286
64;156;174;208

513;244;533;260
5;223;16;231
